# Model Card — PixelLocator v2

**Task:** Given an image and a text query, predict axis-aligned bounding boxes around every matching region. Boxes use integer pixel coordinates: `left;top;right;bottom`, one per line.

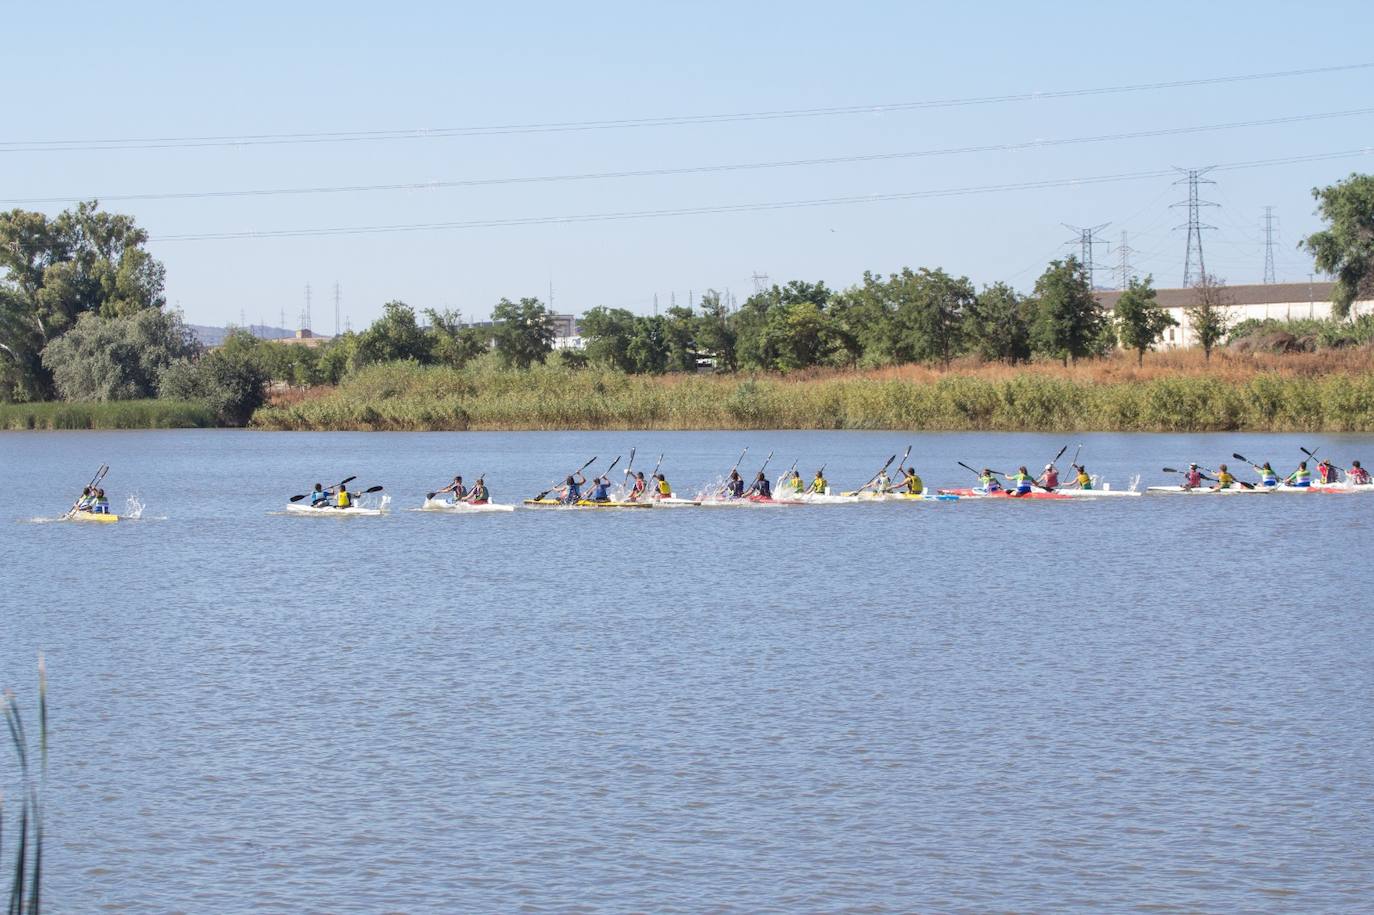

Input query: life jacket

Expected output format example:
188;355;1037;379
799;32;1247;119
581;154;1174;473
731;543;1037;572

565;482;581;502
470;485;488;502
789;477;803;492
311;490;328;504
904;473;923;493
450;484;467;500
1350;467;1371;484
1259;467;1277;485
1043;470;1059;489
1185;470;1202;487
1014;471;1032;491
980;474;1001;492
1076;471;1091;489
810;477;826;493
1292;467;1311;485
657;478;672;496
1216;471;1233;487
336;490;351;508
1319;464;1337;483
630;479;646;497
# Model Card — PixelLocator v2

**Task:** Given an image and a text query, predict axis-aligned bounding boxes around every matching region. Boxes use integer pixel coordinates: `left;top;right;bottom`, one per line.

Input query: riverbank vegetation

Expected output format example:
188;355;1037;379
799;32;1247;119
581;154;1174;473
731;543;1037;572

0;399;215;430
252;352;1374;433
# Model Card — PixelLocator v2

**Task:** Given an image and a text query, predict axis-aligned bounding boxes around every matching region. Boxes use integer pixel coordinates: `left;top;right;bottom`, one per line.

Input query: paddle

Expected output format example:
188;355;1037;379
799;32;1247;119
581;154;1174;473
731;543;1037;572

1163;467;1219;485
887;444;912;493
427;476;465;500
719;447;750;497
851;453;897;495
290;475;356;502
1224;453;1262;490
65;463;109;518
1299;445;1342;481
624;447;636;476
1034;444;1069;491
534;456;597;501
749;450;775;496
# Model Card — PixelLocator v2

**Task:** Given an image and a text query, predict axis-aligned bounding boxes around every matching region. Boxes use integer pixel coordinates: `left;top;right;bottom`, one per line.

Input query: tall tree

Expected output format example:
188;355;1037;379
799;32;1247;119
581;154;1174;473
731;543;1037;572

579;306;639;372
1302;172;1374;318
1185;273;1233;362
491;297;554;369
887;267;973;366
40;307;200;400
0;202;165;399
1030;257;1106;365
424;308;489;369
663;305;698;372
966;282;1033;364
355;301;432;366
694;290;737;372
627;315;670;374
1113;276;1177;366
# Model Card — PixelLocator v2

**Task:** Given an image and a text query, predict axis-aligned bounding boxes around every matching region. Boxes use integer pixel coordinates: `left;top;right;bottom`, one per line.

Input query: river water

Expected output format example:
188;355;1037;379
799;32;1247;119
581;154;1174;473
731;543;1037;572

3;430;1373;912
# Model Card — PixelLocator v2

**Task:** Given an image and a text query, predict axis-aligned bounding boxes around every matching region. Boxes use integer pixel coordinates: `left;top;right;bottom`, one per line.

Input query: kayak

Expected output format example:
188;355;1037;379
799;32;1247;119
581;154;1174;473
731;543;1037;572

1145;485;1271;495
699;494;797;507
285;502;386;516
68;510;119;523
939;488;1071;500
1268;483;1374;494
522;498;651;509
1042;487;1142;498
847;491;959;503
418;498;515;513
649;496;703;507
774;491;863;504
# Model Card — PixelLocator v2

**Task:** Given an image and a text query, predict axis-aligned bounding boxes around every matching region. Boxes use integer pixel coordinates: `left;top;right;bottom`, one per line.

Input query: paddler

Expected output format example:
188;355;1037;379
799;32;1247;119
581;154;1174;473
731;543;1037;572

1348;460;1371;485
1066;464;1092;490
75;486;95;511
1210;463;1235;491
1285;461;1312;488
1182;463;1204;490
1009;465;1034;496
90;488;111;514
587;473;613;503
724;470;745;499
335;483;352;508
1037;463;1060;492
809;469;828;495
978;468;1003;494
467;477;490;504
1317;459;1339;485
310;483;330;506
435;475;467;503
653;473;673;499
873;467;892;494
1249;461;1279;488
896;466;923;494
627;471;648;502
748;471;772;499
558;471;587;504
786;469;805;495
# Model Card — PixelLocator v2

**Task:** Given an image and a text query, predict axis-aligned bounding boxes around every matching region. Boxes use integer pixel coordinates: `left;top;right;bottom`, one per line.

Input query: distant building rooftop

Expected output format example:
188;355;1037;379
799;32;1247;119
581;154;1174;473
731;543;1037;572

1095;281;1335;310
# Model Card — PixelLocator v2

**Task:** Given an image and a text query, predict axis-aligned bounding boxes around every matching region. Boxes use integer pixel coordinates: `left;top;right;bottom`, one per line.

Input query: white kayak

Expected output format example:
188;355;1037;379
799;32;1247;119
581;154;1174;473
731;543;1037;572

1046;487;1142;498
649;496;703;507
846;490;959;503
774;491;861;504
1146;485;1271;495
418;498;516;513
285;502;387;516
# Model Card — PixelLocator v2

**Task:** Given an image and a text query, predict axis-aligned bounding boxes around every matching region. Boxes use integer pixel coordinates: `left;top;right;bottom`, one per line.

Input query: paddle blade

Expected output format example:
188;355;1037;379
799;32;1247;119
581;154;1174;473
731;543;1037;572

1162;467;1180;474
289;494;308;502
426;492;437;499
363;485;384;494
1231;453;1249;463
578;456;597;472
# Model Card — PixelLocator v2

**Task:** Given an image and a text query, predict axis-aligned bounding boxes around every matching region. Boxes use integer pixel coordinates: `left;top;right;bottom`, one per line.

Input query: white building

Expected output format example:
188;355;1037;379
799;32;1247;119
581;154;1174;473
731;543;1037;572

1094;281;1372;349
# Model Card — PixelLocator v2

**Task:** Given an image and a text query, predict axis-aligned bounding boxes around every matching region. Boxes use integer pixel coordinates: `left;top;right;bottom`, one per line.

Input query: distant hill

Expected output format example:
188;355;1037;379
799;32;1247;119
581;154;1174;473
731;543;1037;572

188;324;296;347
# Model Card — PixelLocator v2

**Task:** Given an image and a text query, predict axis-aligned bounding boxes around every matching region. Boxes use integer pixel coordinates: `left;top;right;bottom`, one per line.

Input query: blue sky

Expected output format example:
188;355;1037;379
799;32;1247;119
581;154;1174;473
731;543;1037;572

5;1;1373;329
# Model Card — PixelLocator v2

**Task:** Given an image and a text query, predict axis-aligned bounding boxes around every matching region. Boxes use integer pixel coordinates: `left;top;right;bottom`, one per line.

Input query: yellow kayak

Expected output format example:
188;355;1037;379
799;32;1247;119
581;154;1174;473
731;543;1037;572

522;498;651;509
69;510;119;523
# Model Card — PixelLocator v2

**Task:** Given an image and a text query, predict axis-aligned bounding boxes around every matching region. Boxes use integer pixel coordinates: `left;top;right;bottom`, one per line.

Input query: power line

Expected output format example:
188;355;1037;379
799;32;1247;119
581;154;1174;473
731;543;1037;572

4;62;1372;153
8;107;1373;205
146;148;1372;244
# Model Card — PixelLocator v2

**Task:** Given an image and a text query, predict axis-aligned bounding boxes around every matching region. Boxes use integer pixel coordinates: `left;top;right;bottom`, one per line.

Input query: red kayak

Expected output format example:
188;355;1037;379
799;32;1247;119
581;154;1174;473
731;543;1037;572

938;488;1070;500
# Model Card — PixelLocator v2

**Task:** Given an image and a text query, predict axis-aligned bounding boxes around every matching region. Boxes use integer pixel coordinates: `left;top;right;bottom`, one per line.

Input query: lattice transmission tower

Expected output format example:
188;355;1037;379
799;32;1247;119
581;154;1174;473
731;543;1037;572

1062;222;1111;289
1171;168;1218;287
1262;206;1278;284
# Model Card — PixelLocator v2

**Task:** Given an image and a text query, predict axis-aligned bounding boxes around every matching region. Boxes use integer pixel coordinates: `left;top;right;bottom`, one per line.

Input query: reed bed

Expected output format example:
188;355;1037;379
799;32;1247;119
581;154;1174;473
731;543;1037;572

0;400;215;430
251;359;1374;432
3;656;47;913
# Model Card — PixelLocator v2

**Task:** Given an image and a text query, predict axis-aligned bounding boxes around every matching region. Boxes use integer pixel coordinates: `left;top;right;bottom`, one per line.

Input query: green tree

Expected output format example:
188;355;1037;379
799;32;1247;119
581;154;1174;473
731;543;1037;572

887;267;973;366
1030;257;1106;365
579;306;639;372
491;297;554;369
0;202;165;399
627;315;670;374
355;301;432;367
694;290;737;371
1302;172;1374;318
40;307;200;400
1113;276;1177;366
966;282;1033;364
158;330;268;425
737;280;835;371
424;308;488;368
664;305;698;372
1184;273;1233;361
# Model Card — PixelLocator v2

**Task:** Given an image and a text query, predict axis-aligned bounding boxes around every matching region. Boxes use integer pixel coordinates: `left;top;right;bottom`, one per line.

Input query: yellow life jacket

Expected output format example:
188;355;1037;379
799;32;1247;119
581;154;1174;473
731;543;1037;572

657;478;671;495
1076;471;1090;486
336;490;351;508
810;477;827;493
